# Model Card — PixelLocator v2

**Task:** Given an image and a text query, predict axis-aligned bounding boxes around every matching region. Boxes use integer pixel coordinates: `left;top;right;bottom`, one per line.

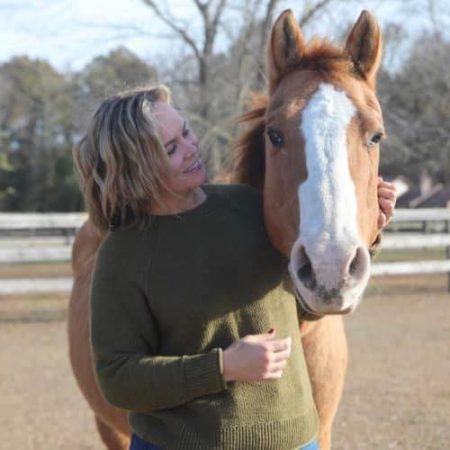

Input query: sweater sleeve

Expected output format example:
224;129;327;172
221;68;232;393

90;232;227;412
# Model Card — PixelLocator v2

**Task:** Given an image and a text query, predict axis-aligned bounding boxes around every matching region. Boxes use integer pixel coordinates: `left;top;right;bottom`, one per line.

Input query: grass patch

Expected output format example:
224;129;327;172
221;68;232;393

375;247;447;262
0;261;71;279
0;292;68;302
367;273;449;296
0;293;68;322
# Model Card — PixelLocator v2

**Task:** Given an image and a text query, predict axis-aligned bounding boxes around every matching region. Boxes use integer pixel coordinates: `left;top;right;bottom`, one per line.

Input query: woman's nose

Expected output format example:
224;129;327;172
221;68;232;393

188;131;198;148
185;133;198;156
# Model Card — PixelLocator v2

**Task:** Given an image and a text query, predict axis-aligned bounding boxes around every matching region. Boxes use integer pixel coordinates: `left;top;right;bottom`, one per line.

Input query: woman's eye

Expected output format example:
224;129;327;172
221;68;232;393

167;144;177;156
368;131;384;147
183;121;191;137
267;128;284;147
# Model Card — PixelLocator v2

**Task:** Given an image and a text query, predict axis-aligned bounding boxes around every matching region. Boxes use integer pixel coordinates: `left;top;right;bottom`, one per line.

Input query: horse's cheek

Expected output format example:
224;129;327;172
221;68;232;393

368;147;381;243
359;148;380;246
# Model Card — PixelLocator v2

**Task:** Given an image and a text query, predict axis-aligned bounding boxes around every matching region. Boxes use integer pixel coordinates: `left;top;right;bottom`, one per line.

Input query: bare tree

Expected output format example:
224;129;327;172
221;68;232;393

142;0;228;118
138;0;351;175
379;34;450;183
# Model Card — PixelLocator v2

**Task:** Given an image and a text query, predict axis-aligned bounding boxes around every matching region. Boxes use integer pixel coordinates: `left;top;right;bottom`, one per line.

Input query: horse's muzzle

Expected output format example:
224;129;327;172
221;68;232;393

289;239;370;315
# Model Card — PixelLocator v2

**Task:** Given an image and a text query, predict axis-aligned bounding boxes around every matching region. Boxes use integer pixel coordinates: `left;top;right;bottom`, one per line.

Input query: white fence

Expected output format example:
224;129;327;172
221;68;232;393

0;277;73;295
372;233;450;280
0;236;73;263
0;212;87;231
0;210;449;294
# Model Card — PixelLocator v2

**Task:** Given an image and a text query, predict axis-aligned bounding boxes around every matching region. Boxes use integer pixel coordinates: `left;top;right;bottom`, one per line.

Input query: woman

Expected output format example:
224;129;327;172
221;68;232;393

73;85;395;450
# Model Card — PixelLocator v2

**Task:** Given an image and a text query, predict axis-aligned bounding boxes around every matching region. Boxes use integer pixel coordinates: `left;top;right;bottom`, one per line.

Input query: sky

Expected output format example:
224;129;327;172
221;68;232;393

0;0;449;73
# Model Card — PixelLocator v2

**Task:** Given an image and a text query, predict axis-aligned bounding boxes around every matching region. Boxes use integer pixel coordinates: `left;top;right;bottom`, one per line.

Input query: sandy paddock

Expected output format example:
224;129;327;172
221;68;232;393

0;275;449;450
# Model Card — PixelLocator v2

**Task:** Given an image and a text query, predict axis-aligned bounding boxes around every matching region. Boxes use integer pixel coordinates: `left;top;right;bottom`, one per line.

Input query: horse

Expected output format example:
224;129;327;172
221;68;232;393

68;9;383;450
233;9;383;449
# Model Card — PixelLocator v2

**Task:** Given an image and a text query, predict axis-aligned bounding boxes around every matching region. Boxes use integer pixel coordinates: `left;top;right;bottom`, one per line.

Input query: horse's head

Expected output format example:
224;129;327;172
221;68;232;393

235;10;383;316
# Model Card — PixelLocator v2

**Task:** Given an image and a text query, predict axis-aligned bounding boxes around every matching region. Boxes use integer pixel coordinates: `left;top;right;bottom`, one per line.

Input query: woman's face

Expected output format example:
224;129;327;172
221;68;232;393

153;101;207;194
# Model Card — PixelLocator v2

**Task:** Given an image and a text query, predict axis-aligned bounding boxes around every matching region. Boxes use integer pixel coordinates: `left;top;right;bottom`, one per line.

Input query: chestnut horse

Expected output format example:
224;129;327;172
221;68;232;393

68;9;383;450
233;9;383;449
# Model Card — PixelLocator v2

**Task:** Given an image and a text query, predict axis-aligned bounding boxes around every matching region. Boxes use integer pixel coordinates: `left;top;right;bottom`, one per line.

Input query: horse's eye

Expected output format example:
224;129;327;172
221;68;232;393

368;131;384;147
267;128;284;148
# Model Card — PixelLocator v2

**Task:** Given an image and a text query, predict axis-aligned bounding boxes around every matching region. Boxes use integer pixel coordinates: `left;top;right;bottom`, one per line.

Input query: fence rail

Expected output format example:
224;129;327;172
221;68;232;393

0;209;449;293
381;233;450;249
0;277;72;295
391;209;450;222
1;209;448;229
371;260;450;276
0;213;87;230
0;246;71;264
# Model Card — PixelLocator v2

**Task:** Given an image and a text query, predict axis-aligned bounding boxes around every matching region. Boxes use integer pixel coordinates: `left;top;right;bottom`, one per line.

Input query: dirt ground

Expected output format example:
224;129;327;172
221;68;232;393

0;275;449;450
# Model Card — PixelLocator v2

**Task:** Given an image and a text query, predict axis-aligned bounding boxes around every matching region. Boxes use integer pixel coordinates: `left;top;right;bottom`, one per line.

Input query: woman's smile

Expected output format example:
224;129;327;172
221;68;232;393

183;158;202;174
150;101;208;214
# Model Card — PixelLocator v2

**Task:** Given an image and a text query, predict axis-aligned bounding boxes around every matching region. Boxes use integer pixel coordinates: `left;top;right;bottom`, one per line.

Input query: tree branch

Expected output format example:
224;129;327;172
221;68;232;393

193;0;228;56
299;0;334;27
141;0;202;61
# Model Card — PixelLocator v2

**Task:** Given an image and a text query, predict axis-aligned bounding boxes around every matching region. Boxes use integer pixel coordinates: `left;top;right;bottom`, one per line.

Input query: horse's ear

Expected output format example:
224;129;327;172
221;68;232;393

345;10;382;88
268;9;306;92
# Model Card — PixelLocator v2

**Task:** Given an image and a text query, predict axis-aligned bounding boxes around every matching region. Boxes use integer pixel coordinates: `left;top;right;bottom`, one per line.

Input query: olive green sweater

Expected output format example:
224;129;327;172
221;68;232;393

90;184;318;450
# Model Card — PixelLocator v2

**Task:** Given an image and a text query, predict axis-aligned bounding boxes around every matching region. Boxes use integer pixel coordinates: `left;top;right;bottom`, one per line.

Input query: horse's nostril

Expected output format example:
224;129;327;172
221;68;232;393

348;246;366;278
297;261;312;282
349;254;358;276
297;247;317;291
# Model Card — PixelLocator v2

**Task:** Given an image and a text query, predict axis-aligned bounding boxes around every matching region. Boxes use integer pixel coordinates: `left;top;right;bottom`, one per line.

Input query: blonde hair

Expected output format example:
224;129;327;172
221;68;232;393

73;85;172;232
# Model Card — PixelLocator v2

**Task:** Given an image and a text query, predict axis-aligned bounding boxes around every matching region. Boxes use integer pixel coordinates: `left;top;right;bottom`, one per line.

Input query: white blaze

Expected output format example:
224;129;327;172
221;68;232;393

299;83;358;247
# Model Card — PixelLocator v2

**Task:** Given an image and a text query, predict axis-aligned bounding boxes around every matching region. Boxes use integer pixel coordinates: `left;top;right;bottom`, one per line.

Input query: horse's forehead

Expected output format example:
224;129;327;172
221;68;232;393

269;72;321;113
269;71;381;119
332;76;382;115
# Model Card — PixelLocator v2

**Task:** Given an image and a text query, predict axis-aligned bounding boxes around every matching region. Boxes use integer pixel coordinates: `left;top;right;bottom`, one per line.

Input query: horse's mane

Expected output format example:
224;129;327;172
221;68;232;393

282;37;356;80
233;38;355;189
233;93;269;190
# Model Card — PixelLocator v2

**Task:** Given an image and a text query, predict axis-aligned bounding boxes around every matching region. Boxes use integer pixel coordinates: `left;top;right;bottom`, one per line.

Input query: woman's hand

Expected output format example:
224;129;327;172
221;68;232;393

222;329;292;382
377;176;397;230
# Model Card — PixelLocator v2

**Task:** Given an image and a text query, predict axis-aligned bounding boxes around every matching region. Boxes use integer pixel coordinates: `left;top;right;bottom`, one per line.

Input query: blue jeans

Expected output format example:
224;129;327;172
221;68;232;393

302;441;320;450
129;434;160;450
130;433;319;449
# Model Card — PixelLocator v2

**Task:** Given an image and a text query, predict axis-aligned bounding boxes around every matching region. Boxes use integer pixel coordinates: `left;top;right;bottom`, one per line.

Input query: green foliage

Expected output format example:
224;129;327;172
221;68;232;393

0;56;76;210
0;153;12;171
1;24;449;212
42;154;84;211
379;35;450;183
81;46;158;100
0;50;158;212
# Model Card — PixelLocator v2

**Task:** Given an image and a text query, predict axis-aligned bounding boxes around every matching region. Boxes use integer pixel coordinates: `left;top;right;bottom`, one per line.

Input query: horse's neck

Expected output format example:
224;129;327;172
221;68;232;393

300;315;342;338
72;220;104;276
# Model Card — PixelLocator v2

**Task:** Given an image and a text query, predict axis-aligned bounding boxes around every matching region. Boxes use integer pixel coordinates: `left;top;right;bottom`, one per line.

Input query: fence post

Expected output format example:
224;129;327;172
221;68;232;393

447;246;450;293
447;212;450;292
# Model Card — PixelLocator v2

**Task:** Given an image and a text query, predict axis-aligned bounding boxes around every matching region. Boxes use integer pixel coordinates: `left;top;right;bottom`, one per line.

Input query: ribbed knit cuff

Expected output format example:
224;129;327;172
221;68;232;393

183;348;227;400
